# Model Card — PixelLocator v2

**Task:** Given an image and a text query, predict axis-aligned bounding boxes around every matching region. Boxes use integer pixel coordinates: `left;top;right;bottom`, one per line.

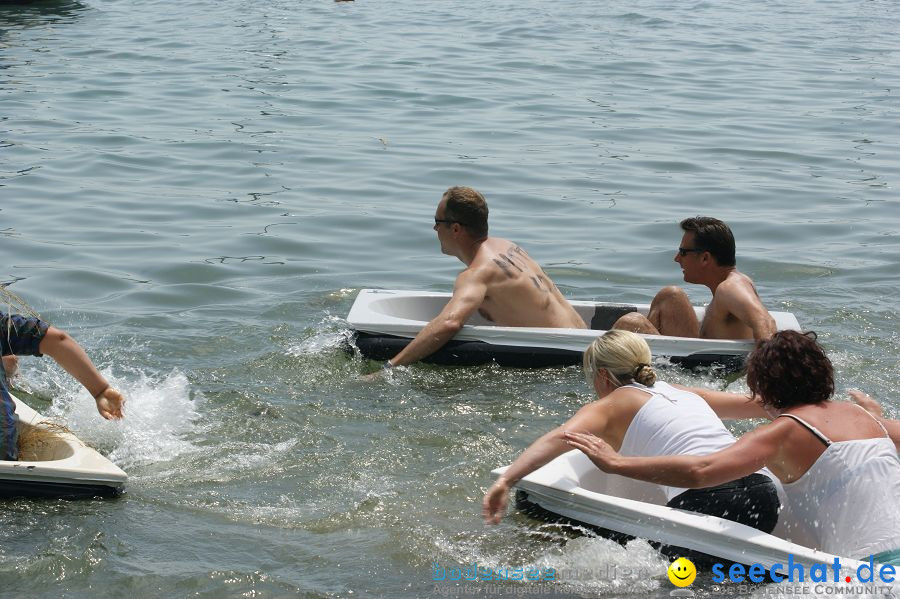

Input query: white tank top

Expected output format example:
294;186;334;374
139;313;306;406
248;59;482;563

618;381;753;501
778;409;900;558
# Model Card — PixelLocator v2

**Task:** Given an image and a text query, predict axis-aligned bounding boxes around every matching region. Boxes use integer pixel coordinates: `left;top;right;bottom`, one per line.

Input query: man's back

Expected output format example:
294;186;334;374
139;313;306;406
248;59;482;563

373;186;587;371
466;237;586;329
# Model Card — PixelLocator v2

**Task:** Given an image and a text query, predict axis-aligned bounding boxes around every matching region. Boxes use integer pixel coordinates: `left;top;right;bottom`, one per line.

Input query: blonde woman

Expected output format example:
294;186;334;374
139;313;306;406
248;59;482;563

483;329;780;532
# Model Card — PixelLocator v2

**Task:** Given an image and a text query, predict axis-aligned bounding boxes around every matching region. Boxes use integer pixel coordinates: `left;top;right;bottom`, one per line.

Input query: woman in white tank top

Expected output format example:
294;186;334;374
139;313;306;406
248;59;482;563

566;331;900;563
483;330;780;535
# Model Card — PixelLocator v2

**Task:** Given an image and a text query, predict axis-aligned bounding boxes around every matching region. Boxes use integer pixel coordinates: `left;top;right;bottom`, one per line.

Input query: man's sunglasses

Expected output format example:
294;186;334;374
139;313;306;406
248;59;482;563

677;247;706;256
434;218;463;226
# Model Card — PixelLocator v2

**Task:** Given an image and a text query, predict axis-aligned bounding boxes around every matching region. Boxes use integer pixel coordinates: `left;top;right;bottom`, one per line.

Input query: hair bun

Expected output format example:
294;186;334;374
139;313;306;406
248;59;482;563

633;363;657;386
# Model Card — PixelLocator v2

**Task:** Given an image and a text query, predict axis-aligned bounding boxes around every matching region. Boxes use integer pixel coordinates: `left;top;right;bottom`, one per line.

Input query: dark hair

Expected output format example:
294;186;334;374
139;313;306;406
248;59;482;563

443;186;489;239
746;331;834;410
680;216;736;267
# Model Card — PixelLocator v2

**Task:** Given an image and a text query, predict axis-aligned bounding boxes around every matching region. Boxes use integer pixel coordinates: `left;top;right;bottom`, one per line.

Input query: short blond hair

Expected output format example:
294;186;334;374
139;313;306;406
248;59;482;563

583;330;656;387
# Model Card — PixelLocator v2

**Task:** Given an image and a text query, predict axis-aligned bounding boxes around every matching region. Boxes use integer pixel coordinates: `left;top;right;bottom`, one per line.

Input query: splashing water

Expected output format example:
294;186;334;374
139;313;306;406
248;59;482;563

31;368;203;471
286;314;352;357
532;536;669;596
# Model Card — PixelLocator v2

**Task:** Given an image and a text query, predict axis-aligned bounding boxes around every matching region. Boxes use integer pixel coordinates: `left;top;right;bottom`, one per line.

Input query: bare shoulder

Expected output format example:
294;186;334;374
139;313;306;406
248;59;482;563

573;388;645;416
474;238;536;277
605;386;652;414
731;417;795;459
706;269;775;340
715;271;763;304
727;416;795;455
454;262;491;288
719;270;758;293
572;391;644;430
484;238;532;262
760;414;797;436
487;236;528;252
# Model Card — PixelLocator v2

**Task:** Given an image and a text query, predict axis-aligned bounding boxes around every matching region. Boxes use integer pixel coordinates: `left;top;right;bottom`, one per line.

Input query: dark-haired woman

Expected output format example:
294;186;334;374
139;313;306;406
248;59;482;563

483;330;780;534
566;330;900;563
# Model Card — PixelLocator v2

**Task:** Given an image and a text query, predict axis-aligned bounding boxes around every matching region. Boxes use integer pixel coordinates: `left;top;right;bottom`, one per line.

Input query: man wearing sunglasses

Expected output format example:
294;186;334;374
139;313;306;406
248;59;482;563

613;217;775;341
381;186;586;369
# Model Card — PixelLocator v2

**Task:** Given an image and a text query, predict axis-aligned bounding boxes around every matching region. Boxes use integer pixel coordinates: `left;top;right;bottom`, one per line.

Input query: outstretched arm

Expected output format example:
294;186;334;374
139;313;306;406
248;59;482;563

850;390;900;451
38;327;124;419
563;423;781;489
386;270;487;368
483;402;612;524
670;383;770;420
482;429;569;524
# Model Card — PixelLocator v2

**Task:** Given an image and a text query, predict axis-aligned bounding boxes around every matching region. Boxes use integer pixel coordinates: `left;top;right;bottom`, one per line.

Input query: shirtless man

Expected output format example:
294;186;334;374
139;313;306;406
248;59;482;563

381;186;586;369
613;217;775;340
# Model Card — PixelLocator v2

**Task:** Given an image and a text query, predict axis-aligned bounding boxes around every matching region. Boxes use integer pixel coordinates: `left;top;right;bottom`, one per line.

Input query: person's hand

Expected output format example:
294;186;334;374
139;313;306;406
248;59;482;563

95;387;125;419
849;389;883;418
2;355;19;378
564;431;619;472
360;370;385;382
482;479;511;524
360;361;397;382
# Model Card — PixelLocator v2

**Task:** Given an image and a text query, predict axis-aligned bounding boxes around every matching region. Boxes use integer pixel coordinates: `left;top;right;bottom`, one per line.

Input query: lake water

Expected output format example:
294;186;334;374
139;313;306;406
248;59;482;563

1;0;898;597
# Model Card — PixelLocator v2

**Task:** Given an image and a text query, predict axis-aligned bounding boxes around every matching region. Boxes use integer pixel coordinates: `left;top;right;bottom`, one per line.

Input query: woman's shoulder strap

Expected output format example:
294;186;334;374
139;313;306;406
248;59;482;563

776;413;832;446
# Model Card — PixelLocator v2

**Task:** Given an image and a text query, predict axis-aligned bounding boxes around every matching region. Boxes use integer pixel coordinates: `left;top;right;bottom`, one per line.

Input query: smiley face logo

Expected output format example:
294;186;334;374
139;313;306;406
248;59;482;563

667;557;697;587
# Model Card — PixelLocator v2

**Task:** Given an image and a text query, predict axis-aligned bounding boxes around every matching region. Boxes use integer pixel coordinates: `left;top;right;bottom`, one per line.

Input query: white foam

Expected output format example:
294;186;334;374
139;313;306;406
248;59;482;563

33;368;203;471
533;536;668;595
286;314;350;356
431;529;669;596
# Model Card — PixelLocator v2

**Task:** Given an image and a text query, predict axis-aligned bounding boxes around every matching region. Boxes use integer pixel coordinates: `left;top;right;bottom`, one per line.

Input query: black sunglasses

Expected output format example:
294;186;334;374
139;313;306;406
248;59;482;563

677;247;706;256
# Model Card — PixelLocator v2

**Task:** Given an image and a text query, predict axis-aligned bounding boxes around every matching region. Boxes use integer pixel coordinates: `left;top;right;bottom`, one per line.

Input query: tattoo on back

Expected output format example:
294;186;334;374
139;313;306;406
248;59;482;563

493;258;513;277
493;245;547;293
531;275;550;292
501;254;523;272
493;245;527;278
